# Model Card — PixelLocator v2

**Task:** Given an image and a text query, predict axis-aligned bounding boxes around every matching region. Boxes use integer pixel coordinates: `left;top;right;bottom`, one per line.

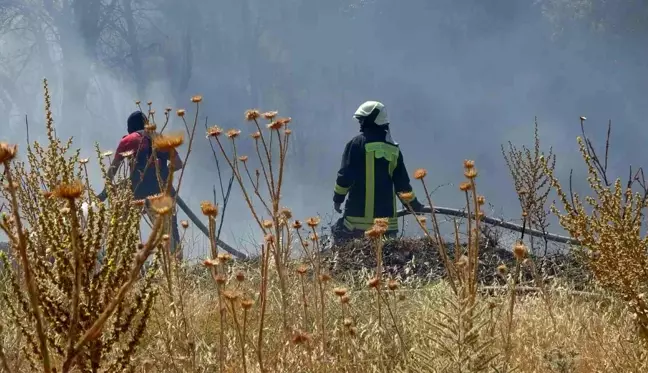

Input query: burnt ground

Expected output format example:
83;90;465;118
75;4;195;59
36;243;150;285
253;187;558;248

323;236;592;289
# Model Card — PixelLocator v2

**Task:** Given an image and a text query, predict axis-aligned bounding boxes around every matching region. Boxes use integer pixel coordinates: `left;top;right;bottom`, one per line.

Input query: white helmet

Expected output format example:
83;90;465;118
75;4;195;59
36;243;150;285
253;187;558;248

353;101;389;126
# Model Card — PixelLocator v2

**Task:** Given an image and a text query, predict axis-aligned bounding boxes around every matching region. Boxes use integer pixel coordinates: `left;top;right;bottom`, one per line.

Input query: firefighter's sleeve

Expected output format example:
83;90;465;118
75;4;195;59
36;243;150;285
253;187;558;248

392;150;418;205
333;140;357;204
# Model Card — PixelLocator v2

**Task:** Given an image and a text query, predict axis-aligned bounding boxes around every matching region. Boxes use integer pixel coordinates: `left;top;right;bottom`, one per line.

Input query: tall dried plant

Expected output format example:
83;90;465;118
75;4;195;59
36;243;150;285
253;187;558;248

402;161;499;371
0;79;180;372
207;110;296;370
543;117;648;346
502;118;556;255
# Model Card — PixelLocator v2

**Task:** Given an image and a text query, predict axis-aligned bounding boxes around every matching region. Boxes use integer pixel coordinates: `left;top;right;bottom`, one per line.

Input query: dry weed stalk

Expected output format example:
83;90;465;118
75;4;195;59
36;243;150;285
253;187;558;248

402;161;501;371
207;110;295;370
502;118;556;255
0;79;171;372
403;161;484;303
365;219;388;330
543;117;648;346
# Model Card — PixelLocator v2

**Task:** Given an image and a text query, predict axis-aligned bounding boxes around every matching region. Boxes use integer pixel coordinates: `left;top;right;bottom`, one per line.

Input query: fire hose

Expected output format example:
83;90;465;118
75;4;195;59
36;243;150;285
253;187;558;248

175;196;249;259
396;206;579;245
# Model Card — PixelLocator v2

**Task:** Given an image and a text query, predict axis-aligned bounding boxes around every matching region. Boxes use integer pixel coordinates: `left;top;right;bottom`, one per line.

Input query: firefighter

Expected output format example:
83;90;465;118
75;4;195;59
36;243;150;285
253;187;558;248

331;101;425;244
97;111;183;256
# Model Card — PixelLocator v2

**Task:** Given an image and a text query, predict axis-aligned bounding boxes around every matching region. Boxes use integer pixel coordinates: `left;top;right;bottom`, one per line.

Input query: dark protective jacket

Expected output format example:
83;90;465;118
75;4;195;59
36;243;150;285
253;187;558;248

333;127;419;232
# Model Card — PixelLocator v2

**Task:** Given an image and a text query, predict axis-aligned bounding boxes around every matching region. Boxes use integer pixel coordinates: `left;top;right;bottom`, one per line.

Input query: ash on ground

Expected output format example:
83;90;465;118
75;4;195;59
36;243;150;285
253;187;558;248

324;236;591;289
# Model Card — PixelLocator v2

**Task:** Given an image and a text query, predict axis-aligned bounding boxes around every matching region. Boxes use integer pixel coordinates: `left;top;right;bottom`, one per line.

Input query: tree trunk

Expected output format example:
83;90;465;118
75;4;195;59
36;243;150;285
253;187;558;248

122;0;146;99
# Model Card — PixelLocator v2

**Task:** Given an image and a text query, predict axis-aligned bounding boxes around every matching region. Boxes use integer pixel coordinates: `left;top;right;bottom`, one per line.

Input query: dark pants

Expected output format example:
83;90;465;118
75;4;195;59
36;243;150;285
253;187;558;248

143;201;181;259
136;185;182;259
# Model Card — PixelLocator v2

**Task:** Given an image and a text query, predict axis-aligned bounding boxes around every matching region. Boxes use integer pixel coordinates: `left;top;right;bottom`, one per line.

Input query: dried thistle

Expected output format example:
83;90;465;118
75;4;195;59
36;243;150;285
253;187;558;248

244;109;261;121
0;143;18;163
0;83;162;373
306;217;320;227
262;111;278;120
53;180;84;200
227;129;241;139
333;287;348;297
413;168;427;180
502;118;556;255
207;126;223;138
459;182;472;191
152;132;184;151
200;201;219;217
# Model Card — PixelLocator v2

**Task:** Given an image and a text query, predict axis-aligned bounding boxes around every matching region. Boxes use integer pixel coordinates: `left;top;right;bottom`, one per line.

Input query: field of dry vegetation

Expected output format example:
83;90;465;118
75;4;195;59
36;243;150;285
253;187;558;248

1;80;648;372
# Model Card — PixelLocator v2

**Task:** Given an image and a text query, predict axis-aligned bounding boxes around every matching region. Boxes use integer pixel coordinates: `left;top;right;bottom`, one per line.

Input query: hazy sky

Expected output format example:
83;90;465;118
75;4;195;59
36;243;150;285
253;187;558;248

1;0;646;258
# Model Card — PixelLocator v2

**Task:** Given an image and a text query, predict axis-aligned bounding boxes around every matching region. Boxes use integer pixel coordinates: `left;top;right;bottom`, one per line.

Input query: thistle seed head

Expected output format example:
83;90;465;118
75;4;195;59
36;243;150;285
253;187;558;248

262;220;273;229
245;109;260;121
296;265;308;275
291;331;311;345
223;290;240;302
200;201;218;217
207;126;223;138
217;253;232;263
53;180;84;200
280;208;293;220
398;191;414;201
241;299;254;310
306;217;320;227
150;195;173;215
152;132;184;151
414;168;427;179
513;242;528;260
267;121;283;130
235;271;245;282
131;199;146;208
333;287;347;297
464;168;478;179
262;111;278;120
226;129;241;139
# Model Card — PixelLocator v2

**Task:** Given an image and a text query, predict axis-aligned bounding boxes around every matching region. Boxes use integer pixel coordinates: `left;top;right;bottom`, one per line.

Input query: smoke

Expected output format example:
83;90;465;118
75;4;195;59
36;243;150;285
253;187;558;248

1;0;647;258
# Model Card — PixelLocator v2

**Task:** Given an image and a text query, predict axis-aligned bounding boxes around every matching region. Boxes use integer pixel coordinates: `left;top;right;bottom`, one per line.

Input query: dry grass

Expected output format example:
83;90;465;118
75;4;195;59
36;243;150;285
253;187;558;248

1;90;647;372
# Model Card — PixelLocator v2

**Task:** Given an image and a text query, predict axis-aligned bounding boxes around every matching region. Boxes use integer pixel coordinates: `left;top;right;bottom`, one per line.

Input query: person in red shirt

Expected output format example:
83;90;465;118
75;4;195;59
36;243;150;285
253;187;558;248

98;111;184;256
